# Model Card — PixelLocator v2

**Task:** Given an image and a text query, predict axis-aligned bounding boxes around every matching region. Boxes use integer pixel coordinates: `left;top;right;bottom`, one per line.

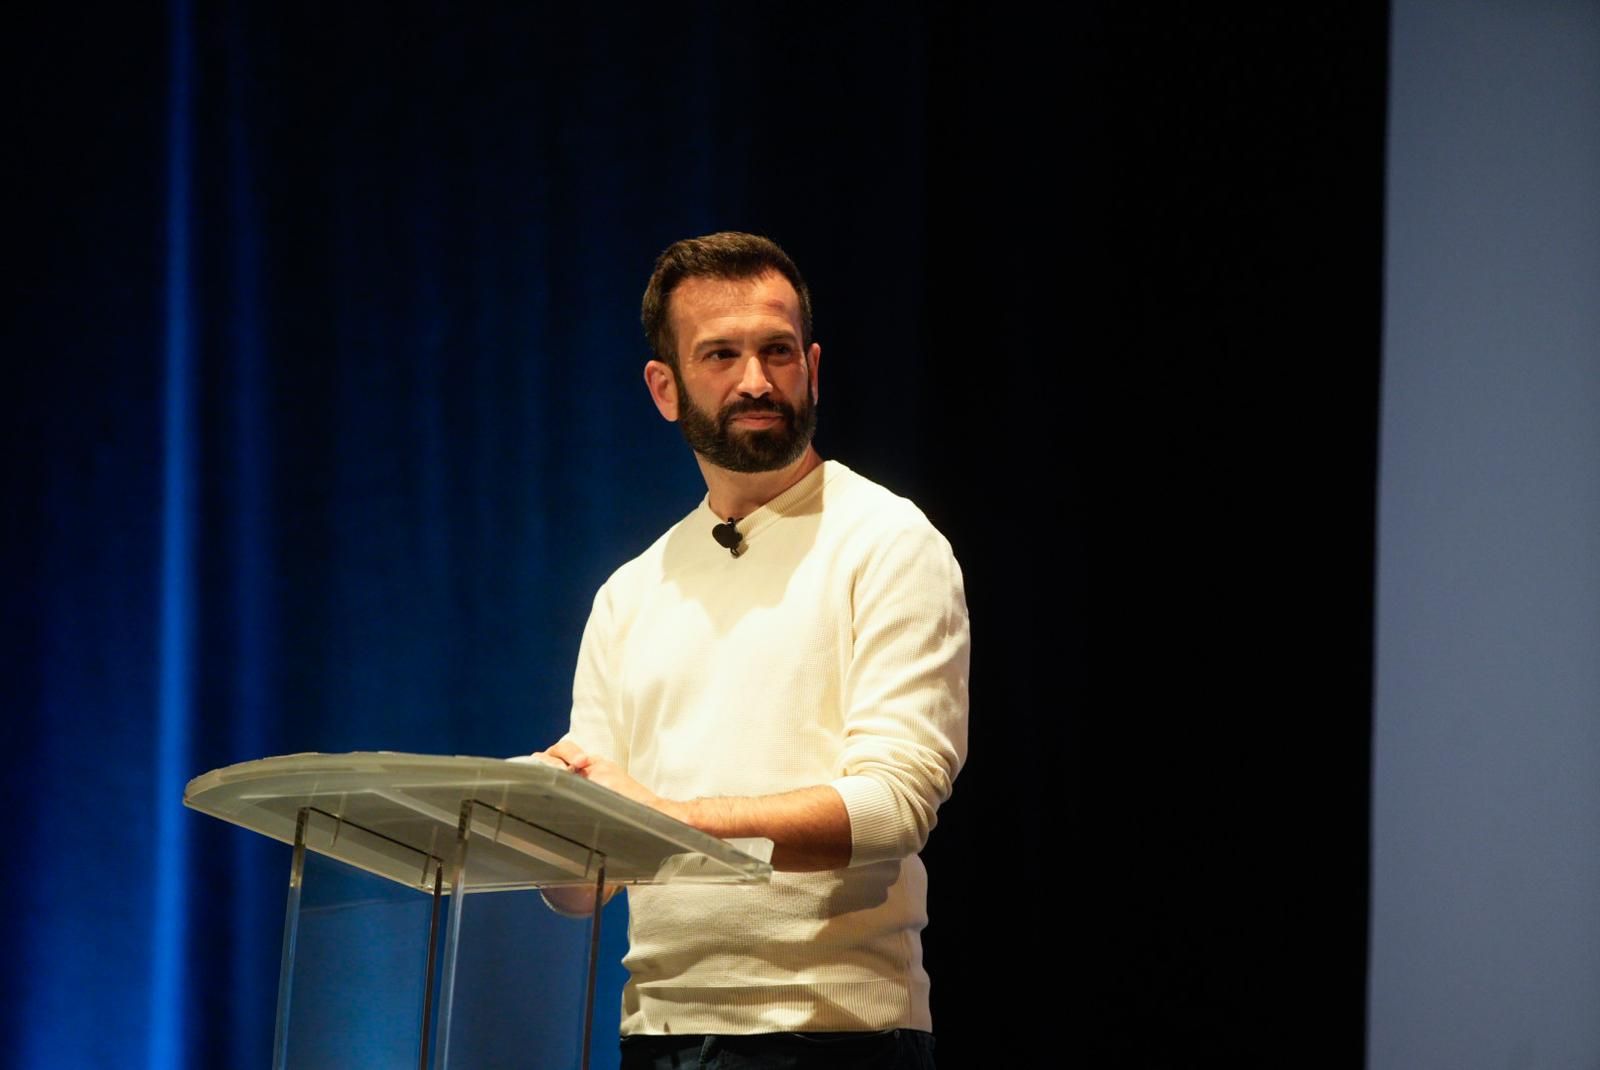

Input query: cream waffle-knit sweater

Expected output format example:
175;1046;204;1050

564;460;970;1036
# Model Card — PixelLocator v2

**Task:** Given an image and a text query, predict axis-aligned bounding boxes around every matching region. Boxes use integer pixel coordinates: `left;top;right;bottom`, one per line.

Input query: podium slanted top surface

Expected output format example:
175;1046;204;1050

184;752;773;893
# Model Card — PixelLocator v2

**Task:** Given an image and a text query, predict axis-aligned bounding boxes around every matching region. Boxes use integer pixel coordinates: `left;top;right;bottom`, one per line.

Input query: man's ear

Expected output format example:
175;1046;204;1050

807;342;821;405
644;360;679;422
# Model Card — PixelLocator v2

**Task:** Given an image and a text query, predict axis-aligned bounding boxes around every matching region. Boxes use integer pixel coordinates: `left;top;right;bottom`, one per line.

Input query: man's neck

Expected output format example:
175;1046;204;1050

697;447;823;520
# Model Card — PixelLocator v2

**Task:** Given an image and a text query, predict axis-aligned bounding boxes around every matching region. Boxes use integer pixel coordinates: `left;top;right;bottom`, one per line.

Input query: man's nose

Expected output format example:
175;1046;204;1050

736;354;772;397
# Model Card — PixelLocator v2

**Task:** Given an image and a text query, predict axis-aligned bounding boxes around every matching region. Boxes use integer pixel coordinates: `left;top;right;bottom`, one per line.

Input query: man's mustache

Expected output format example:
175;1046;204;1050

722;397;793;420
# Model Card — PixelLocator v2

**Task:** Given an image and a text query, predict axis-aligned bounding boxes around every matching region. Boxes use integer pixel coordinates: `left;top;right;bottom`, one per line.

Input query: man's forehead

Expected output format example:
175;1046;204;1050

672;272;801;331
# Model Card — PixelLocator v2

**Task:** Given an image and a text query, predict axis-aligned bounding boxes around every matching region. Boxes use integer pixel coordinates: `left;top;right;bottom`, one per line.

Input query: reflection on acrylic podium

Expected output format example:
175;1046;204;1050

185;753;772;1069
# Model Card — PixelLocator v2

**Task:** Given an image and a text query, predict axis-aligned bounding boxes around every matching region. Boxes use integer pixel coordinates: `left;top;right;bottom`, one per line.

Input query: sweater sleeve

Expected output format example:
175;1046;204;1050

563;581;626;766
829;518;971;865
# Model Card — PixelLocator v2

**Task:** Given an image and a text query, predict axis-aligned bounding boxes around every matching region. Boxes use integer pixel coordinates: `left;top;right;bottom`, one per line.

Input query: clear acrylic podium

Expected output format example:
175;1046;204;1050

185;753;772;1069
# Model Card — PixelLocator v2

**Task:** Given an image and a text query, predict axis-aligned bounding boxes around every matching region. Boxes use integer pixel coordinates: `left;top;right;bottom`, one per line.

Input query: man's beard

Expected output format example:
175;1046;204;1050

674;374;818;474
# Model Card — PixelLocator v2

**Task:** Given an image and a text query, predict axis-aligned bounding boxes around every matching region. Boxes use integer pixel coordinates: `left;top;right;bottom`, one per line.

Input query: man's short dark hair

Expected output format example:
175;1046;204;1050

641;232;813;368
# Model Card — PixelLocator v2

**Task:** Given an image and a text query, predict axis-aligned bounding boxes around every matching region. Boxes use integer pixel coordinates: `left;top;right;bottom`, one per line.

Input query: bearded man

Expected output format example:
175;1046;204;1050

532;232;969;1070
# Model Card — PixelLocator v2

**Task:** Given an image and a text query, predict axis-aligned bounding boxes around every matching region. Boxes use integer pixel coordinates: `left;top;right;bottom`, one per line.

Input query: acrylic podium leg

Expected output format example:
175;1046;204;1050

579;861;608;1070
270;810;309;1070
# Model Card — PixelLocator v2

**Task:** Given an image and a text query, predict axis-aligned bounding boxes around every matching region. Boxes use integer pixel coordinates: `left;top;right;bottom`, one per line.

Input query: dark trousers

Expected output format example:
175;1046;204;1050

620;1029;936;1069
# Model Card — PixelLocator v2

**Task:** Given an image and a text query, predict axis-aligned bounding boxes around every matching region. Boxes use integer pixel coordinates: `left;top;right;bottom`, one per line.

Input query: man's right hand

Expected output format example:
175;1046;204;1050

540;882;617;918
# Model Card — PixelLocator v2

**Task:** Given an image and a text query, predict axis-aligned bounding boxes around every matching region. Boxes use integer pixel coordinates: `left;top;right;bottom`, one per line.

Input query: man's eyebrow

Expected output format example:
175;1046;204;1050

692;330;798;352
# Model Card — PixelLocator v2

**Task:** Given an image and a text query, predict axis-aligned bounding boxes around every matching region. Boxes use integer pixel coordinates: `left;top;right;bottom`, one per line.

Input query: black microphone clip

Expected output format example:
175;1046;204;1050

711;517;744;558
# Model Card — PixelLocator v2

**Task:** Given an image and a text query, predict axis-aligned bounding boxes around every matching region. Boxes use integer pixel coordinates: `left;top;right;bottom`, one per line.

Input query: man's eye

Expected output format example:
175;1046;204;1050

708;350;737;361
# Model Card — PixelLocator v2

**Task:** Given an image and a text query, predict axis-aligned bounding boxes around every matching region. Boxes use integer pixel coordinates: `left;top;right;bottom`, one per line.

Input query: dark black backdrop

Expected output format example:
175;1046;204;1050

918;11;1385;1064
7;4;1385;1066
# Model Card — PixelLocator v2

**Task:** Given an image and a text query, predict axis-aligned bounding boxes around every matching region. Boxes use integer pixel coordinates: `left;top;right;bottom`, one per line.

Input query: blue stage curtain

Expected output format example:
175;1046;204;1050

7;5;938;1066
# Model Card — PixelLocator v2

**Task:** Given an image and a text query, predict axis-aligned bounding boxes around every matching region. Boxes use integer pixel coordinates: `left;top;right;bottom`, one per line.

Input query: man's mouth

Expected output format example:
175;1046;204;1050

724;402;789;430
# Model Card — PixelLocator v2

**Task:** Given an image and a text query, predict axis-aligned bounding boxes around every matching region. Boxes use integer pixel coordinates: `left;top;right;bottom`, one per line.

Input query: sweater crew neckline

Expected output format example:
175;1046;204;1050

700;460;842;551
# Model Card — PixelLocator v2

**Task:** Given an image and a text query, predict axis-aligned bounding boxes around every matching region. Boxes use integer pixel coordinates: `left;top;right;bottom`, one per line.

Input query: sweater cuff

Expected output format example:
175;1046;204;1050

830;774;908;866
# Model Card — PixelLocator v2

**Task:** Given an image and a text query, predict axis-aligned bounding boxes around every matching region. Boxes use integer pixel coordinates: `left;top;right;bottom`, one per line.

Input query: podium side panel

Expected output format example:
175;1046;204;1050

436;804;610;1070
278;846;433;1068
